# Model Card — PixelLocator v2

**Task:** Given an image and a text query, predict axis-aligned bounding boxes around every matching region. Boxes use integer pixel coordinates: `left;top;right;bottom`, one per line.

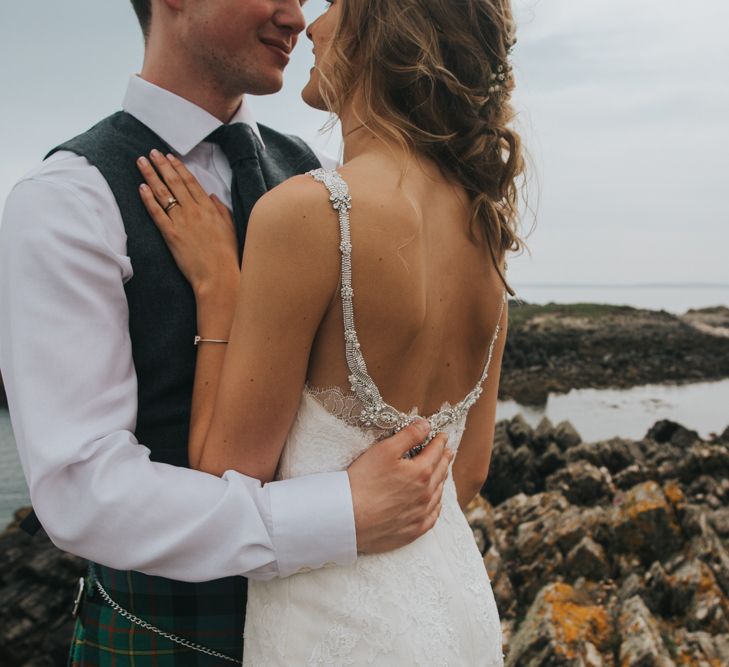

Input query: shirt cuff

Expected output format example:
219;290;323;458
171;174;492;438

268;470;356;578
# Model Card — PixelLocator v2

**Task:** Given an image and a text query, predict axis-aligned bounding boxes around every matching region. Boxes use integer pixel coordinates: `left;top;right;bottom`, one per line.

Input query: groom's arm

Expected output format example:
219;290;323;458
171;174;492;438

0;154;446;581
0;157;357;581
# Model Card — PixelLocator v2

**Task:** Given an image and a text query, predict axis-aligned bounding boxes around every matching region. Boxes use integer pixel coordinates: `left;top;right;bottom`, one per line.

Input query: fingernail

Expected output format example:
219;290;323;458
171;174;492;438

138;156;149;166
139;184;149;192
413;418;429;435
166;153;176;161
150;149;161;159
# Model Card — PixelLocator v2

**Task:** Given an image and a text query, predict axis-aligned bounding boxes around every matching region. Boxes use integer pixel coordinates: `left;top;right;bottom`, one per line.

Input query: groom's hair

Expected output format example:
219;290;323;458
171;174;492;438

130;0;152;39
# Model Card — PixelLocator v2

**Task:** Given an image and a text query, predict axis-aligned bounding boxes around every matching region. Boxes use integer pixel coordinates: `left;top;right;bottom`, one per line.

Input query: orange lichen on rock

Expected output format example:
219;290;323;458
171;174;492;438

543;582;611;656
663;480;686;509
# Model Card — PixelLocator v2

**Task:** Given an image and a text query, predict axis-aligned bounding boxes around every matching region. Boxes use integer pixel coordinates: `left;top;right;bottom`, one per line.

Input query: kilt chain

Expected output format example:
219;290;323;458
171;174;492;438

89;564;242;664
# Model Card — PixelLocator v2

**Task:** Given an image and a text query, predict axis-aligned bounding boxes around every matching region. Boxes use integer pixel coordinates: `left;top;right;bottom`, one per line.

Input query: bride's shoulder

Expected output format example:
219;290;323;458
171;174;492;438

244;173;342;272
250;171;342;227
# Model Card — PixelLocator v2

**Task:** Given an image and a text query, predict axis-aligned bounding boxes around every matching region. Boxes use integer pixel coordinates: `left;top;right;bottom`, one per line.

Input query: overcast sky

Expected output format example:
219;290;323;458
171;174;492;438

0;0;727;286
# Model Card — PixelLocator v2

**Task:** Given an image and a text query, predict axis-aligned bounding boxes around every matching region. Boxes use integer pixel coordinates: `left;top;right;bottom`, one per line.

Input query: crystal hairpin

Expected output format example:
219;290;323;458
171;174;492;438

488;36;516;95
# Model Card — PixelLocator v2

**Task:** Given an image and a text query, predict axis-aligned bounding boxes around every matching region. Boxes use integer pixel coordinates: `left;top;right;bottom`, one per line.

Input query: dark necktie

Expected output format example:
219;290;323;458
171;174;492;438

206;123;268;259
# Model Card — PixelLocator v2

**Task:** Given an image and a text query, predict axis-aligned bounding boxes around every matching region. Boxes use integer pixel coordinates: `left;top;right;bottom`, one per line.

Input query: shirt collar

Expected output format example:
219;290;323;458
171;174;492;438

121;74;265;157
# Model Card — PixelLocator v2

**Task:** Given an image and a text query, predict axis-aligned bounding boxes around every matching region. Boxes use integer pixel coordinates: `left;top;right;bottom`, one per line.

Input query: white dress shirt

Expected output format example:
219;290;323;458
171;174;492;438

0;75;355;582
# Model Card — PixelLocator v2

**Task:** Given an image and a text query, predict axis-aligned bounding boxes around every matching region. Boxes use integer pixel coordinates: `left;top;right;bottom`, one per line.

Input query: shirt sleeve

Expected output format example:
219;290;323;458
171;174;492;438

0;161;356;582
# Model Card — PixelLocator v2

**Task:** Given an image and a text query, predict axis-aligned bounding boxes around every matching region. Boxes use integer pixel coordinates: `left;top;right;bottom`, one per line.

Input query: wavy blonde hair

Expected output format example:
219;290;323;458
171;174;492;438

318;0;527;295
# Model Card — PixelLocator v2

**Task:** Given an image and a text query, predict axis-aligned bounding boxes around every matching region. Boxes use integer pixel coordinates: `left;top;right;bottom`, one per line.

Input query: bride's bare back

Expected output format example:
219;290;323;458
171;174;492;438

308;151;507;416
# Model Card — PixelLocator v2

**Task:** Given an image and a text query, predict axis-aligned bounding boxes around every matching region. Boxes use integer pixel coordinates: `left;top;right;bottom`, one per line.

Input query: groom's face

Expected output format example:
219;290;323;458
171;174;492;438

182;0;308;95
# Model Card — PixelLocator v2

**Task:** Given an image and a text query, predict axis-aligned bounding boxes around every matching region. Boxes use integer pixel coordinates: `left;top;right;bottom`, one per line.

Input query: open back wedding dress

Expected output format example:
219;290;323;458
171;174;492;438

243;169;506;666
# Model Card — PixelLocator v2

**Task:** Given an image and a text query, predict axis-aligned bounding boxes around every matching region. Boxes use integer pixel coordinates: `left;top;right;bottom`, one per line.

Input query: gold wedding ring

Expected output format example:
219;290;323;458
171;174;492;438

163;197;179;214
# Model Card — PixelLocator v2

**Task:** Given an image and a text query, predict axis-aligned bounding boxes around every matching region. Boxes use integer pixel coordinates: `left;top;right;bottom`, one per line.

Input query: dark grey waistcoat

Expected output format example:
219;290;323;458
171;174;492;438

49;110;321;467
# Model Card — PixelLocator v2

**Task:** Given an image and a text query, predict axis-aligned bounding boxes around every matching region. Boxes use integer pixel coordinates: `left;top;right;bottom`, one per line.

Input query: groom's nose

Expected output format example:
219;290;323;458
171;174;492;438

273;0;307;37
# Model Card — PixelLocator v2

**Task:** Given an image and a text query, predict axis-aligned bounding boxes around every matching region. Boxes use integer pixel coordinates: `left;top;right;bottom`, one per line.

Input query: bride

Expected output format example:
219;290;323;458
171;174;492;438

137;0;524;663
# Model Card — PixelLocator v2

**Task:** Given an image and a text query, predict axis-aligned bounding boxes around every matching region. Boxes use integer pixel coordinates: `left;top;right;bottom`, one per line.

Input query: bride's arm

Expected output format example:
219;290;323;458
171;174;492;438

139;153;340;482
452;298;509;510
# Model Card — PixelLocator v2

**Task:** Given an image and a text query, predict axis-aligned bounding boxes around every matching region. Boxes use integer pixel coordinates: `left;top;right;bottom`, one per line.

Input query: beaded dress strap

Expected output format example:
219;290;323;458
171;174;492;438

308;167;507;440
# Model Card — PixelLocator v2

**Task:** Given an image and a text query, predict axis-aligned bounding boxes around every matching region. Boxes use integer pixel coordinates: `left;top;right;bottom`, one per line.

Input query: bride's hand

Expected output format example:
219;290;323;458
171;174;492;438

137;149;240;296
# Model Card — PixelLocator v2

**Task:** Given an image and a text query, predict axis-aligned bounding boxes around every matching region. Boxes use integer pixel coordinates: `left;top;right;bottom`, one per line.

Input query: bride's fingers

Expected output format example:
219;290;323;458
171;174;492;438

139;183;173;238
166;153;210;205
148;150;194;208
210;194;234;226
137;156;182;212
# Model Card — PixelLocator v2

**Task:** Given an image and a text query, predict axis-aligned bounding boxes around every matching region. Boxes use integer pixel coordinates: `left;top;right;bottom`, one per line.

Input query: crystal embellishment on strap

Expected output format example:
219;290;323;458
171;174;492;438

308;168;507;452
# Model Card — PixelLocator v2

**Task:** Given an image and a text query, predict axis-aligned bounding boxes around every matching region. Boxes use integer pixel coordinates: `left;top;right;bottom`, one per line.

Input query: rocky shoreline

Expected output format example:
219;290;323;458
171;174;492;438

500;303;729;405
1;303;728;412
473;415;729;665
2;416;728;665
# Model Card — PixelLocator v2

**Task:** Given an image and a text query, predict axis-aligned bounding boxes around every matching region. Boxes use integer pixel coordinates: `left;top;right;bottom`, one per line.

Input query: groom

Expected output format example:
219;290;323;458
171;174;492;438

0;0;451;664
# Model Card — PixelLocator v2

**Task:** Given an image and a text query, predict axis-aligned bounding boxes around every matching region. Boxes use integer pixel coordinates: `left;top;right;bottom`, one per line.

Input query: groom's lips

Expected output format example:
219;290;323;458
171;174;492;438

260;37;292;63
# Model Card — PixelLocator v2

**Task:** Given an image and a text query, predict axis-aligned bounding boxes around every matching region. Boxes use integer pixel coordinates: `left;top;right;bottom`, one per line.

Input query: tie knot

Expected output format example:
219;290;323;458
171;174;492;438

206;123;260;165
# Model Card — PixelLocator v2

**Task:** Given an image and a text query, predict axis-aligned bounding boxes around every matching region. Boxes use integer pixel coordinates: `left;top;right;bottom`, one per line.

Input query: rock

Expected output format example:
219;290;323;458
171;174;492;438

0;512;85;666
506;413;533;447
471;528;486;554
677;444;729;483
501;303;729;402
709;506;729;537
533;415;554;453
686;513;729;598
465;494;499;554
610;480;684;565
670;559;729;633
643;560;672;616
565;536;610;582
553;420;582;450
647;419;682;444
483;435;527;506
555;506;589;555
670;425;701;449
647;419;700;449
618;595;675;666
672;629;729;665
614;463;652;490
566;437;643;475
536;441;565;477
546;461;613;506
484;546;516;618
618;572;644;602
662;480;687;514
505;582;613;667
496;492;570;606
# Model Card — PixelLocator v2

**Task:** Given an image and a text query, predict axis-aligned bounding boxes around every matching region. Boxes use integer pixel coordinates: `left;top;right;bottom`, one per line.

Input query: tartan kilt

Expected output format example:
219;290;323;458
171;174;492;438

69;563;247;666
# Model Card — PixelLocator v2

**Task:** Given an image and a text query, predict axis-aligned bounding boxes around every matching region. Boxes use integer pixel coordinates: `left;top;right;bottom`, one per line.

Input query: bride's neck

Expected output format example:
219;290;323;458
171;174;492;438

340;104;403;165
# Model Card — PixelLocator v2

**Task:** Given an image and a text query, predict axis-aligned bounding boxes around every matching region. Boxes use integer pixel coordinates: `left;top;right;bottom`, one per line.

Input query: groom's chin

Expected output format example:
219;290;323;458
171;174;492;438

243;74;285;96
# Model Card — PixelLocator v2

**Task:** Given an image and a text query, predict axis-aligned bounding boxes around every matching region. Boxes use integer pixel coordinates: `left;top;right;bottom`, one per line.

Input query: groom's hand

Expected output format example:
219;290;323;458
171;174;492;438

347;419;453;554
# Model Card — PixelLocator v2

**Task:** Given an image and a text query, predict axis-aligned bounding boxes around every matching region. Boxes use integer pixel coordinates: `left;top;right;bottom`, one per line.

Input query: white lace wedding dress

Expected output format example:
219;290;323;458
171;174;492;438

242;169;506;666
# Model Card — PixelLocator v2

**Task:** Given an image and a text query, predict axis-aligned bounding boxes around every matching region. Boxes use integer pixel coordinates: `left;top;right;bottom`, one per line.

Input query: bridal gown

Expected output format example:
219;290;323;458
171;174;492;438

243;169;506;666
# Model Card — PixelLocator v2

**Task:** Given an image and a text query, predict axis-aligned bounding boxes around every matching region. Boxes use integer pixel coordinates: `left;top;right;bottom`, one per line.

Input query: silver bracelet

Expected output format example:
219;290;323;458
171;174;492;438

194;336;229;345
